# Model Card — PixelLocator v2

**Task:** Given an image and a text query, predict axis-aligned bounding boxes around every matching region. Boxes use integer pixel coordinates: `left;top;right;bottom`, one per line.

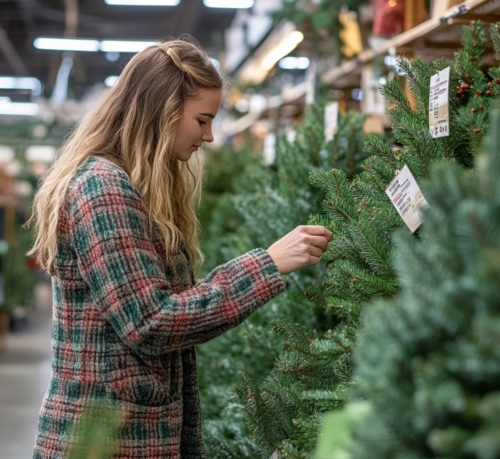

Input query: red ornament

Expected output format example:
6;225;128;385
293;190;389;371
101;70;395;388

474;127;481;133
373;0;404;38
471;107;477;113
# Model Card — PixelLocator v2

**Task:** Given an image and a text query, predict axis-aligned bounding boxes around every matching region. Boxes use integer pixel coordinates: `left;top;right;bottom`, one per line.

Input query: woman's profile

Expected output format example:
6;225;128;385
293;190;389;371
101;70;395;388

28;38;331;458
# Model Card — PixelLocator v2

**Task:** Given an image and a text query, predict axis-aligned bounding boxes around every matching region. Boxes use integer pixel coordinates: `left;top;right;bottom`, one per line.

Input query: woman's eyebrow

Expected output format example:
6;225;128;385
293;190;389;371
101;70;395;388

199;112;215;118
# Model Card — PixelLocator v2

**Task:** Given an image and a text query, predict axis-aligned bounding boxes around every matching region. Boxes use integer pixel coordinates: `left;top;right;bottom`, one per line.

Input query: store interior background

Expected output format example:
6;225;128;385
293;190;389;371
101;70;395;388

0;0;498;457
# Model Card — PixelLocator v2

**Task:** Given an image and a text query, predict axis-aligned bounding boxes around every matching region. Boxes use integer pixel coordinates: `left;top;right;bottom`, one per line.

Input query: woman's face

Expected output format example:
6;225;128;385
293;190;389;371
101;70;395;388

173;88;222;161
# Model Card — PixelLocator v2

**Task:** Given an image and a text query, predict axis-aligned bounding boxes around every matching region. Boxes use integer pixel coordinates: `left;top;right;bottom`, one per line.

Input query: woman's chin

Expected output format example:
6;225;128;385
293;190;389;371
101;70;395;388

176;150;194;162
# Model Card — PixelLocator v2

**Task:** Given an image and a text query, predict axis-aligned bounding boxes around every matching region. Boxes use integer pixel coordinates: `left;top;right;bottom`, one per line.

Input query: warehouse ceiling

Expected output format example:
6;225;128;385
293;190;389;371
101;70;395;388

0;0;236;100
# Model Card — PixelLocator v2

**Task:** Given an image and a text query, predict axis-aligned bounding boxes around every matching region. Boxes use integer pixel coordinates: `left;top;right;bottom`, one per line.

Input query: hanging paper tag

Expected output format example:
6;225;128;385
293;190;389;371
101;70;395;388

263;133;276;165
429;67;450;138
385;165;429;233
324;102;339;142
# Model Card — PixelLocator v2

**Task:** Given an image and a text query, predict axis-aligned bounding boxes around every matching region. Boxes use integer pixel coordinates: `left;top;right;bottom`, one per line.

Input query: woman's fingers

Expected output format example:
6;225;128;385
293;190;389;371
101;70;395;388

308;235;329;251
308;246;324;258
307;255;321;266
301;225;333;242
267;225;333;275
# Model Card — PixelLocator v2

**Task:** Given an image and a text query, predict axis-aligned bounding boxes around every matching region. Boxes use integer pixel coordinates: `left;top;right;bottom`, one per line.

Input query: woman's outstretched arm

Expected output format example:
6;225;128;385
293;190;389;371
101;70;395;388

69;167;286;359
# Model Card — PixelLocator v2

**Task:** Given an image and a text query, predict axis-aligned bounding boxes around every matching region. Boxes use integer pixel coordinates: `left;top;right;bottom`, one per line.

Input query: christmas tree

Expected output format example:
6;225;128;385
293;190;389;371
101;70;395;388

347;109;500;459
197;105;368;458
242;21;500;458
1;223;36;316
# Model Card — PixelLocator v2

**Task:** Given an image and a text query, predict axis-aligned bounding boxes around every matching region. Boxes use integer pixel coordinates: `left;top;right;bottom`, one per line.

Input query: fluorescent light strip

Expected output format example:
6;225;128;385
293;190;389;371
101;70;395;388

262;31;304;71
34;38;99;52
279;56;310;70
105;76;119;87
105;0;179;4
33;38;160;53
203;0;253;8
0;99;39;116
100;40;159;53
0;77;43;97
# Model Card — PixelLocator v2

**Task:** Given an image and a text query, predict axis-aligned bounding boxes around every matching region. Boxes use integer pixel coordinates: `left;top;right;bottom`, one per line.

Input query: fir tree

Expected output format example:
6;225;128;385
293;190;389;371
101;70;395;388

1;223;36;315
197;105;368;458
66;401;122;459
349;109;500;459
242;21;500;458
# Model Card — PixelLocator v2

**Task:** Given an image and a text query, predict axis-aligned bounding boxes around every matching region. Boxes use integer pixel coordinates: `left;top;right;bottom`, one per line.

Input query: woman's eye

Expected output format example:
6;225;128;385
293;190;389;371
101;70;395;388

198;120;206;126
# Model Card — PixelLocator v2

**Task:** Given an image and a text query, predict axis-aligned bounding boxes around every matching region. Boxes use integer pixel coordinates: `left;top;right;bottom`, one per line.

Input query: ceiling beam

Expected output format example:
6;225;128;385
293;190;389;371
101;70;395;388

34;8;112;29
0;26;29;75
15;0;38;38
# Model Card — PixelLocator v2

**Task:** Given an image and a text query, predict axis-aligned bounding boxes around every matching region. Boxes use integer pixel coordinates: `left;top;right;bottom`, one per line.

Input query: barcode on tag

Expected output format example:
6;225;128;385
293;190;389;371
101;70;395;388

385;165;429;233
429;67;450;138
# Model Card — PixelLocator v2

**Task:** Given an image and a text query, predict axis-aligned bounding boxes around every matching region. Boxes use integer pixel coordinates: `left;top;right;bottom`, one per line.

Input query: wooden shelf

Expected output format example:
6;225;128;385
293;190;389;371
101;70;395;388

222;82;307;137
322;0;499;88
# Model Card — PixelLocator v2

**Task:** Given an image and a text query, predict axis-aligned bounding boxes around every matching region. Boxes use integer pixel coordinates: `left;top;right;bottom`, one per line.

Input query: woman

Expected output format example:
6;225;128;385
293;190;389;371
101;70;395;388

29;39;332;458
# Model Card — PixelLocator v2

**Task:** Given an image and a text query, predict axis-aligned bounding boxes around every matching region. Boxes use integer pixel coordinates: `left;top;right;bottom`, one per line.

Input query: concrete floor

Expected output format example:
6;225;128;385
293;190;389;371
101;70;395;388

0;283;53;459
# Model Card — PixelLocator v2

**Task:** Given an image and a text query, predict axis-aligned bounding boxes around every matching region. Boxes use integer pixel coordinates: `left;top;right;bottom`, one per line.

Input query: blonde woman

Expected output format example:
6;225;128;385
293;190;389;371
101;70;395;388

29;39;332;458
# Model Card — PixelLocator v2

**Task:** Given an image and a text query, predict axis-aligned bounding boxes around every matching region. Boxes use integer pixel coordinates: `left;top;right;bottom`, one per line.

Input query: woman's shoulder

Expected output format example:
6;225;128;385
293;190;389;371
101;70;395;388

69;156;141;203
74;156;130;182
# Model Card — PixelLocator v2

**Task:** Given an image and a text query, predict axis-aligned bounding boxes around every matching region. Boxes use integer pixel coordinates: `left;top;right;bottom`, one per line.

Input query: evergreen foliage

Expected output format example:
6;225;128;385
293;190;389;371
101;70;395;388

198;145;263;270
1;224;35;315
197;105;368;458
66;401;122;459
349;110;500;459
272;0;366;57
242;21;500;458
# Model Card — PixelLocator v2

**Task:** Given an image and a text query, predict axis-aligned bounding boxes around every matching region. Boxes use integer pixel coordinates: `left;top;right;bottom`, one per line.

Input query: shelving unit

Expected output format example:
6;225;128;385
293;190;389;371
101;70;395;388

223;0;499;142
323;0;499;89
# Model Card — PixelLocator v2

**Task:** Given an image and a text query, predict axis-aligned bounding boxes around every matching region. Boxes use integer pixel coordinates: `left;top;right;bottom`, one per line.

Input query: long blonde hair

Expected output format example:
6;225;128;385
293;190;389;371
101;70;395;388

28;39;225;277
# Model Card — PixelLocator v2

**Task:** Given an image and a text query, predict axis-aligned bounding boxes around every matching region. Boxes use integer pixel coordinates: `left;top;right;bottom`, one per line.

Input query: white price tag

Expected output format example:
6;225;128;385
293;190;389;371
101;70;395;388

429;67;450;138
385;165;429;233
324;102;338;142
263;133;276;165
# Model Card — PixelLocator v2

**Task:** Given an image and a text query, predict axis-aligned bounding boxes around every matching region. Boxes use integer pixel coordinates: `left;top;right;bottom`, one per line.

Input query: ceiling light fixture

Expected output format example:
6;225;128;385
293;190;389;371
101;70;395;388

203;0;253;8
100;40;159;53
105;76;119;87
34;38;99;52
261;31;304;71
0;98;39;116
0;77;43;97
105;0;179;4
278;56;310;70
0;146;15;163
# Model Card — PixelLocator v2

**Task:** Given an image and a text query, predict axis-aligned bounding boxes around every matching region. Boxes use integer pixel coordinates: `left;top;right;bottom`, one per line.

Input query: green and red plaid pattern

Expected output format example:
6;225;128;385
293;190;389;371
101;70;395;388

33;157;286;458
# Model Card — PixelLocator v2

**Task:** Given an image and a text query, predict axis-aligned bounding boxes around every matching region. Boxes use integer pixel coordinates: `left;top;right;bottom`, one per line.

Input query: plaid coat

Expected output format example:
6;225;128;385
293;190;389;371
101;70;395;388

33;157;286;458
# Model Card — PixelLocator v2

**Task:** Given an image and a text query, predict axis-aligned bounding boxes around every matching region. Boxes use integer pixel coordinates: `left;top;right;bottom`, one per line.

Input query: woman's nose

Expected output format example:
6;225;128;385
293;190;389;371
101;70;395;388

202;128;214;143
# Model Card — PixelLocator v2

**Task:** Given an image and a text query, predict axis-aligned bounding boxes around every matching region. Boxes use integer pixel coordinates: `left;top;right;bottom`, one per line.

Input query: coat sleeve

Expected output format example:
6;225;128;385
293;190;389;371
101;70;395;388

69;167;286;359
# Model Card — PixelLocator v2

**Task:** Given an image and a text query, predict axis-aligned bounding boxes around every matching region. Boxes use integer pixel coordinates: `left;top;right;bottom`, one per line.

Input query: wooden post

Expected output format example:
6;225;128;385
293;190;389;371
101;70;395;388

338;95;346;115
404;0;429;32
0;313;9;351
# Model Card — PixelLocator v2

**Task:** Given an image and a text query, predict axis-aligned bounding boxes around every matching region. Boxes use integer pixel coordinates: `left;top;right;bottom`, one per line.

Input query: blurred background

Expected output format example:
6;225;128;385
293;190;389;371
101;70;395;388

0;0;498;457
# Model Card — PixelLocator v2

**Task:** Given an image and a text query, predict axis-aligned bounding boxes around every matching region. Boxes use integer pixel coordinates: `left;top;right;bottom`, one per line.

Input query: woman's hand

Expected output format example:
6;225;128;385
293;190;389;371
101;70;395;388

267;225;333;275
